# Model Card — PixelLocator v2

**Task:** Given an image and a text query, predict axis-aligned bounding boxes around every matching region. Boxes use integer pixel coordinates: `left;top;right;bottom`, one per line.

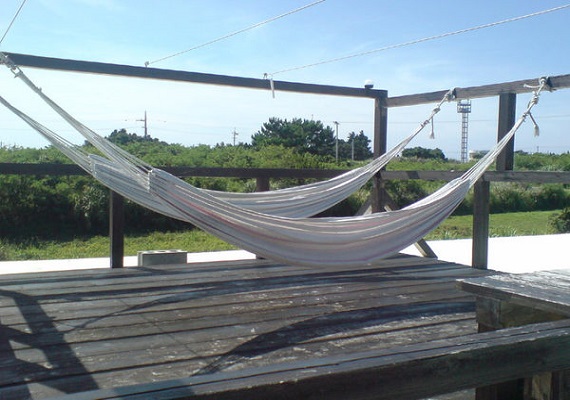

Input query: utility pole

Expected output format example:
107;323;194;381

333;121;339;163
232;128;239;146
137;111;148;138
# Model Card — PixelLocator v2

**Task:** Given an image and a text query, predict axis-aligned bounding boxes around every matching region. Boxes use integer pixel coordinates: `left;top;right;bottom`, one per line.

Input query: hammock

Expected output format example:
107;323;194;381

0;52;454;218
0;54;549;267
205;93;452;217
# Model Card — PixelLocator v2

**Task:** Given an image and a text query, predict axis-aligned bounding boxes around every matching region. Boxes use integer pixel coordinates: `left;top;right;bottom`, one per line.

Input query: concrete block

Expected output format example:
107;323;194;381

137;250;187;267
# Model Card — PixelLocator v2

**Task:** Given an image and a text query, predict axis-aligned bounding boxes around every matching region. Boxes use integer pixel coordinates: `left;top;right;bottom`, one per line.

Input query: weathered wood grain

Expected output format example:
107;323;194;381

459;270;570;317
3;52;386;99
0;255;491;399
47;319;570;400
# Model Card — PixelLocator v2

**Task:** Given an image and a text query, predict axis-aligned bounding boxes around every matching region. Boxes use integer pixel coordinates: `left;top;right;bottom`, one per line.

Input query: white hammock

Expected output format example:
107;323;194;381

0;54;549;267
0;52;453;218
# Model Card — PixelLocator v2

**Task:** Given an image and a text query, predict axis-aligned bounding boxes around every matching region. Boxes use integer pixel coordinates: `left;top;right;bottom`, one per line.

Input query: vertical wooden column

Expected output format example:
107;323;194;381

472;180;490;269
254;176;269;260
109;190;125;268
496;93;517;171
371;94;388;213
472;93;516;269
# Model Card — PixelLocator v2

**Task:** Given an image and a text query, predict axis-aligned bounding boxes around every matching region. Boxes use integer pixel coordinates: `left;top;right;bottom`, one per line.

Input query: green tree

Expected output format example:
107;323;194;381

251;118;335;156
340;131;373;161
402;146;446;161
105;128;165;146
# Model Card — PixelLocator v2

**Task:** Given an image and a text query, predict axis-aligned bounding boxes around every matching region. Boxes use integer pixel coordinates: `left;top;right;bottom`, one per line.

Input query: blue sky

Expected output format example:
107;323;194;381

0;0;569;159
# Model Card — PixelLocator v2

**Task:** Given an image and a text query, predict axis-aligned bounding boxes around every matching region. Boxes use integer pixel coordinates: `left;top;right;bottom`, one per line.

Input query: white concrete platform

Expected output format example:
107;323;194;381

402;233;570;274
0;250;257;275
0;234;568;275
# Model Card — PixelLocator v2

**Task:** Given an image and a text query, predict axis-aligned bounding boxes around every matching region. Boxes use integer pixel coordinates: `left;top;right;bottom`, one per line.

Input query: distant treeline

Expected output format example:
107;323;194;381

0;126;569;240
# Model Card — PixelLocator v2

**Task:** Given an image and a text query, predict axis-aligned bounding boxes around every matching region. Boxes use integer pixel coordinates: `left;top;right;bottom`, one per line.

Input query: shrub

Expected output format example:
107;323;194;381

533;184;570;210
549;208;570;233
385;180;429;208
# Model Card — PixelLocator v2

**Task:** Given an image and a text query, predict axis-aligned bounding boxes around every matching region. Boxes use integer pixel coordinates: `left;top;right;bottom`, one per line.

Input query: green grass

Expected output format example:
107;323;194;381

0;230;236;261
426;210;559;240
0;210;562;261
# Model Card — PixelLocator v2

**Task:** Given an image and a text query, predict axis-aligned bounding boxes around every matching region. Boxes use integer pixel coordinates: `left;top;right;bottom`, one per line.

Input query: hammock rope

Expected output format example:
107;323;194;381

0;53;550;267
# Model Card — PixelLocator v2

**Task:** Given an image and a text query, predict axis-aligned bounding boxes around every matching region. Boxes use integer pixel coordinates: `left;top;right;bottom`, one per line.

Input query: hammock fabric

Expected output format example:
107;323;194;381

0;54;549;267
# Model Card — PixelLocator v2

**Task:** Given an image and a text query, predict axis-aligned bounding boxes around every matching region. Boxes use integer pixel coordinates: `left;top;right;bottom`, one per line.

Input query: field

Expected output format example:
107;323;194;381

0;210;559;261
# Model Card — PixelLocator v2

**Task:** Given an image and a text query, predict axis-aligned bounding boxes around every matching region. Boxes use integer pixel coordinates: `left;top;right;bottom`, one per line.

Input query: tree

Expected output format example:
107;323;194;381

341;131;373;161
251;118;336;156
401;146;446;161
105;128;164;146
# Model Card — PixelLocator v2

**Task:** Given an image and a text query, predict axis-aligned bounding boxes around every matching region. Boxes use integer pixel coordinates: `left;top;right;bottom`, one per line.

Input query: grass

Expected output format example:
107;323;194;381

0;210;562;261
426;210;559;240
0;230;236;262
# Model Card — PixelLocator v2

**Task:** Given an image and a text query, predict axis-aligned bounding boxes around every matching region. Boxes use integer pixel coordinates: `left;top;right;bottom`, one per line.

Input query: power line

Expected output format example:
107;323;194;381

270;3;570;76
145;0;326;67
0;0;28;47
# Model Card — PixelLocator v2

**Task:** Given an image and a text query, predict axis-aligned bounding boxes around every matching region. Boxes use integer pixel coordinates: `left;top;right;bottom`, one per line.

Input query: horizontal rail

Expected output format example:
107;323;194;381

386;73;570;108
6;52;569;107
2;163;569;184
379;170;570;184
0;163;345;179
2;52;386;99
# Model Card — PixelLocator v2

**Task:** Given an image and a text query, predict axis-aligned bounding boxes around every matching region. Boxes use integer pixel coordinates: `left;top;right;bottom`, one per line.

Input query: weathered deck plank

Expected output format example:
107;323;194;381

0;254;491;399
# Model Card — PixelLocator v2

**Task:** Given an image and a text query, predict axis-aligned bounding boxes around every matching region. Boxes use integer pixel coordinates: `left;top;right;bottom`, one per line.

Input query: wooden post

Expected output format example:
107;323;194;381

109;190;124;269
254;177;270;260
255;177;270;192
472;179;490;269
371;94;388;213
496;93;517;171
472;93;515;269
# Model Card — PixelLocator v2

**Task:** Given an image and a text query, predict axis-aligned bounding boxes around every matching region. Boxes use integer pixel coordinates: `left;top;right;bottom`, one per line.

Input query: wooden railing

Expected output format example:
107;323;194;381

1;162;569;268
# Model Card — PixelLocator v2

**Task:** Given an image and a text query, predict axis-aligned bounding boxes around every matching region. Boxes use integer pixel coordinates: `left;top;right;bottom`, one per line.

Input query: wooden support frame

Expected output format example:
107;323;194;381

2;51;570;269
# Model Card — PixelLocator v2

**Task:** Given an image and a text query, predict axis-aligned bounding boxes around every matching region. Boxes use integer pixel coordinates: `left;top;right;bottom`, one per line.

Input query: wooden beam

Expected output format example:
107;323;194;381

386;74;570;108
2;163;570;184
2;52;386;99
378;170;570;184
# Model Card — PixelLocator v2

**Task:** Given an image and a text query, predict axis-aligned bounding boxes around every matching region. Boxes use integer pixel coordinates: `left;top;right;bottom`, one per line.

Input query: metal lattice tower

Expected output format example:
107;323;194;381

457;100;472;163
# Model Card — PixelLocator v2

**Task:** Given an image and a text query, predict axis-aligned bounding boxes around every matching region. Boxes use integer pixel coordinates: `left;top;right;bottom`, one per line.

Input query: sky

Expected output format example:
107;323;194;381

0;0;569;160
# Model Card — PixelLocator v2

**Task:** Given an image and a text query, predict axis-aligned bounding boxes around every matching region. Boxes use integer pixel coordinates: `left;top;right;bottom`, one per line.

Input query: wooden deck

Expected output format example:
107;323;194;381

0;254;493;399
